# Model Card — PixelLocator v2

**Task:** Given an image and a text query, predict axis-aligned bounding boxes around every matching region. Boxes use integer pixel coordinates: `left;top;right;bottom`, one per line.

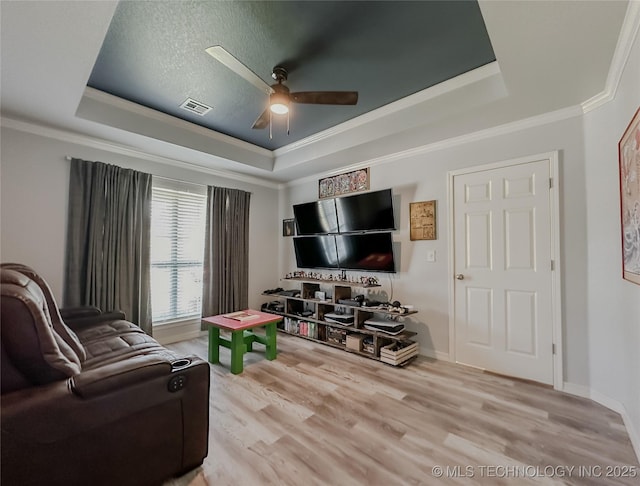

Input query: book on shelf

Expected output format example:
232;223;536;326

223;311;259;322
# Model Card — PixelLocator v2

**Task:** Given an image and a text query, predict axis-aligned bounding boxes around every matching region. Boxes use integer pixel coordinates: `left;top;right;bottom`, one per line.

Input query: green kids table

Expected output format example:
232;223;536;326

202;310;282;374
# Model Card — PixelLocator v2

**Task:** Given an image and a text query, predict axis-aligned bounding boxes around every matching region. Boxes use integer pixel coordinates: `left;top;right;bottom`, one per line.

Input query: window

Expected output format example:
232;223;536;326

150;179;207;324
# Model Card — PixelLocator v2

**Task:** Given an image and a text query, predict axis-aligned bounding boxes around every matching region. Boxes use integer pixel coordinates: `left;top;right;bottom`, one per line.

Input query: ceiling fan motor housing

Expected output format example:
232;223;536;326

271;66;288;83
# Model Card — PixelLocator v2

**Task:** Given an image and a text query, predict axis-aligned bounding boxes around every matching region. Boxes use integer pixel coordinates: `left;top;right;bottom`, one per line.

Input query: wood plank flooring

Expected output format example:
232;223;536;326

166;334;639;486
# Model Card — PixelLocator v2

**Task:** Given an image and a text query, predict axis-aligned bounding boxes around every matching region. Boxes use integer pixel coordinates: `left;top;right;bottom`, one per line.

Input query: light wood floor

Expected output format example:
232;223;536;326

167;334;639;486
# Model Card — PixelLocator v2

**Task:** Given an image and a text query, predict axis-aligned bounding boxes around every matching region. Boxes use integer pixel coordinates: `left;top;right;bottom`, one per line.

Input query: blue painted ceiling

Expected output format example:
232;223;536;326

88;1;495;150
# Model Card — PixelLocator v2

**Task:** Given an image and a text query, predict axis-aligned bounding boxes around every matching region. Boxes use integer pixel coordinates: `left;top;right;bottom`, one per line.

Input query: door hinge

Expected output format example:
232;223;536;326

551;260;555;271
552;343;556;355
549;177;553;189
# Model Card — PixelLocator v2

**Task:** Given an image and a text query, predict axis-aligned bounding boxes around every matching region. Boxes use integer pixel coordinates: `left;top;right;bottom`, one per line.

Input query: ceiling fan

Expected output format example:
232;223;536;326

205;46;358;136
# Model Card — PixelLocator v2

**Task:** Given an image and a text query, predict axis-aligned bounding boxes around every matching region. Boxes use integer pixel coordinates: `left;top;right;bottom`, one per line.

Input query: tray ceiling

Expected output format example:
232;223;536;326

87;1;496;150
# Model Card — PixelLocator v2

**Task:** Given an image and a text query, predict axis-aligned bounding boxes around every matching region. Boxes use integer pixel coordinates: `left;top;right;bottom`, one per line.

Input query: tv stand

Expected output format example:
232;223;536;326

261;278;419;366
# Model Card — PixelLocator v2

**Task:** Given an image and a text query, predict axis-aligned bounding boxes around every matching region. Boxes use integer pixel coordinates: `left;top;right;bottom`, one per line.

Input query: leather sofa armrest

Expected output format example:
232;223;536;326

64;310;127;331
1;355;209;445
59;306;102;320
70;354;172;398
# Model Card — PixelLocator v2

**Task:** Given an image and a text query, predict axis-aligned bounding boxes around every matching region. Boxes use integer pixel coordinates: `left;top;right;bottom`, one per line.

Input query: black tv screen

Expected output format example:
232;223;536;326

293;199;338;235
293;236;339;269
336;189;395;233
335;232;396;272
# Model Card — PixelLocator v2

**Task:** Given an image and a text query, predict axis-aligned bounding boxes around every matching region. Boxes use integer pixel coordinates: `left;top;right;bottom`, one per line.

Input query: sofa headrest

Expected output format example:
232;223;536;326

1;268;83;390
2;268;31;286
1;263;86;362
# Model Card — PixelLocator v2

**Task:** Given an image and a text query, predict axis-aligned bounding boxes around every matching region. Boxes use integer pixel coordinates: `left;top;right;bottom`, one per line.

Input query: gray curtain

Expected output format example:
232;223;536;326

64;158;153;334
201;186;251;326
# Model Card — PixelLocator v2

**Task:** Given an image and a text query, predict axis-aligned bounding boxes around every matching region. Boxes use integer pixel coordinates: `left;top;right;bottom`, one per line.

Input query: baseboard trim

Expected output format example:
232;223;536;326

420;348;450;361
561;382;591;399
156;329;207;346
154;318;207;346
563;382;640;464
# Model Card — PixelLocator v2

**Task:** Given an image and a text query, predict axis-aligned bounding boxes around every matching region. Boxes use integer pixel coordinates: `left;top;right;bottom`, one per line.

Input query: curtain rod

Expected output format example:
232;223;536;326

65;156;208;189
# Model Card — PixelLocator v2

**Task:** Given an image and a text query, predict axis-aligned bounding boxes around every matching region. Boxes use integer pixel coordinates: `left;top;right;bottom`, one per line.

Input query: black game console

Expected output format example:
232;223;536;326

261;301;285;312
324;312;355;325
277;289;301;297
337;299;361;307
362;299;385;307
263;287;284;294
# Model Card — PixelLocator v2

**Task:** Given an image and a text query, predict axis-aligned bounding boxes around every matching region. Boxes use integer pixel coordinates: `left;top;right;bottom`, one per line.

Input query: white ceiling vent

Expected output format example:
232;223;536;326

180;98;212;116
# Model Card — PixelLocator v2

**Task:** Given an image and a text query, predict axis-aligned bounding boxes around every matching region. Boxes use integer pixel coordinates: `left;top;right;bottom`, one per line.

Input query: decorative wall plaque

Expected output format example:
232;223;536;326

319;168;369;199
410;200;436;241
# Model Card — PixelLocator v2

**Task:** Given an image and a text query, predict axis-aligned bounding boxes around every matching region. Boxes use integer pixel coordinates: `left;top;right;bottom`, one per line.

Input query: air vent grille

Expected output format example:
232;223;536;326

180;98;212;116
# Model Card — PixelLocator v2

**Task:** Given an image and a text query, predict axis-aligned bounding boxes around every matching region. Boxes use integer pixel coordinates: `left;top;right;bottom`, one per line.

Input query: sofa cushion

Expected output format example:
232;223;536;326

74;319;142;344
0;269;82;385
79;324;172;370
1;339;32;393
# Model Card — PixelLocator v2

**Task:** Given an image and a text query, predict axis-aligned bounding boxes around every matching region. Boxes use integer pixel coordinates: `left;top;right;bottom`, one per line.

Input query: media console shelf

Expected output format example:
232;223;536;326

262;279;419;366
284;276;382;288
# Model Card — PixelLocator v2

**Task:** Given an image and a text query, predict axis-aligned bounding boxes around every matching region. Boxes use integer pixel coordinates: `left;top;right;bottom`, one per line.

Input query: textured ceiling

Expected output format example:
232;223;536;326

87;1;495;150
1;1;627;182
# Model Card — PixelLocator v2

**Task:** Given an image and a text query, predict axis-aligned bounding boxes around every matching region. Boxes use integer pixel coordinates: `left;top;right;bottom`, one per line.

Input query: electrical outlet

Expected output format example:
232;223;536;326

427;250;436;262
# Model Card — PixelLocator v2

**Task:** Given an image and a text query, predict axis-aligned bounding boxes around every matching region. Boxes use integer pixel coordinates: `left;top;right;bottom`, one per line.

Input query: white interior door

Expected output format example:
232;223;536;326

453;158;554;384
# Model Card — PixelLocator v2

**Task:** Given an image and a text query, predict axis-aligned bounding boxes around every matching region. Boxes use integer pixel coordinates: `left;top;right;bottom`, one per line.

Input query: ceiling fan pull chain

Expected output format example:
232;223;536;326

269;113;273;140
287;110;290;135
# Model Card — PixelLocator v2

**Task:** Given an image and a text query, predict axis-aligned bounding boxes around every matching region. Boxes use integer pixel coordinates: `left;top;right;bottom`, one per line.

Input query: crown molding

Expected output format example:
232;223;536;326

273;61;501;158
0;116;280;189
81;87;273;157
582;0;640;113
286;104;582;188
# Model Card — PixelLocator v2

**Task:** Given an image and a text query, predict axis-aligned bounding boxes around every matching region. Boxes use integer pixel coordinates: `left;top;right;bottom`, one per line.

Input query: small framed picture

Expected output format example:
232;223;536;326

283;218;295;237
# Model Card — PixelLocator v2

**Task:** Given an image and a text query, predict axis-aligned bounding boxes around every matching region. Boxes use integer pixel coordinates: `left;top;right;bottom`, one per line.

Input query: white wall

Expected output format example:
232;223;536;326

0;127;280;313
1;19;637;459
584;28;640;453
278;24;640;457
281;114;589;385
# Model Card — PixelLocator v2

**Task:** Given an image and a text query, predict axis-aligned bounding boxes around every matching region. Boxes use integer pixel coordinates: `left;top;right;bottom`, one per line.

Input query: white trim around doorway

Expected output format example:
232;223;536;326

446;151;563;390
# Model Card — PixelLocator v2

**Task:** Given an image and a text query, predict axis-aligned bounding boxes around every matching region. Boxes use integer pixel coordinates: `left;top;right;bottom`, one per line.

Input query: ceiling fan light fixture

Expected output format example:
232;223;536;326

270;92;289;114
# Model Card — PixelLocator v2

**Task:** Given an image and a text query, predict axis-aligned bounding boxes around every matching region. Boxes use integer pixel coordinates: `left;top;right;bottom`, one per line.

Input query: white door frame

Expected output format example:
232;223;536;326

447;151;563;390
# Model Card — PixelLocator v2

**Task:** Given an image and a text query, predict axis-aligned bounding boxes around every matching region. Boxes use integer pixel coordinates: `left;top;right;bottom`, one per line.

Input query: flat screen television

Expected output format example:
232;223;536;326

293;235;339;269
293;199;338;235
335;232;396;272
336;189;395;233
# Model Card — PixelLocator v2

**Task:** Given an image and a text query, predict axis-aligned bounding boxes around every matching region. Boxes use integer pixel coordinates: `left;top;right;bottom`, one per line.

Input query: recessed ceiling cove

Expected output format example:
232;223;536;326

87;1;495;151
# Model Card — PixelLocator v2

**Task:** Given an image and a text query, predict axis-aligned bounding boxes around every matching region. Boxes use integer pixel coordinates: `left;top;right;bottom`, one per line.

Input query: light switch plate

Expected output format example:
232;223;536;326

427;250;436;262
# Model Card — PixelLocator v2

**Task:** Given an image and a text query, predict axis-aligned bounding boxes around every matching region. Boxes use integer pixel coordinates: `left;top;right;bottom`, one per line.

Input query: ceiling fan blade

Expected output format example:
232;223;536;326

205;46;274;95
252;108;270;129
291;91;358;105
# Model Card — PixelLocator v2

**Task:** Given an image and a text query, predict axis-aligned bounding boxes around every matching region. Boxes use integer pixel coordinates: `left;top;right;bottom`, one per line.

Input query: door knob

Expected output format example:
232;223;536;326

455;274;465;280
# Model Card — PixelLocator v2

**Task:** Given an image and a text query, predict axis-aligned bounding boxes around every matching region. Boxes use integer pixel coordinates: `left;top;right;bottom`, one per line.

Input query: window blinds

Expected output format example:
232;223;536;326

150;180;207;324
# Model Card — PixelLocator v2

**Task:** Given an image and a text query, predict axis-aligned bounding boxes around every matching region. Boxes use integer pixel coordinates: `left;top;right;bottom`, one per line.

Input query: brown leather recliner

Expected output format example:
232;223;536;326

1;264;210;486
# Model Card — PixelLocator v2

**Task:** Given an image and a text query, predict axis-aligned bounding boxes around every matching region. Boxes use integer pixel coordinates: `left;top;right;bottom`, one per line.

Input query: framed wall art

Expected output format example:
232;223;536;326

619;106;640;285
283;218;295;237
319;168;369;199
410;200;437;241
